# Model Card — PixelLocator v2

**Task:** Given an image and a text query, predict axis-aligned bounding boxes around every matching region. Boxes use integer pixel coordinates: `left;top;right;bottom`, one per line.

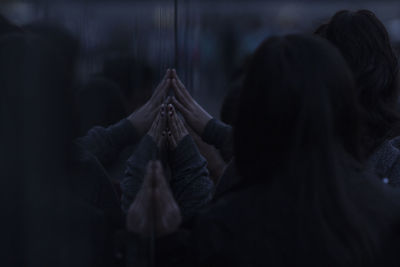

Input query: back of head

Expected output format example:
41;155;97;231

234;34;390;265
315;10;400;153
235;35;362;181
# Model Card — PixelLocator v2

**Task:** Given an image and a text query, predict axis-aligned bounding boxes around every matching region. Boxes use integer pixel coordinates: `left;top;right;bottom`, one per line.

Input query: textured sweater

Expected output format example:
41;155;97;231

367;136;400;186
120;134;214;219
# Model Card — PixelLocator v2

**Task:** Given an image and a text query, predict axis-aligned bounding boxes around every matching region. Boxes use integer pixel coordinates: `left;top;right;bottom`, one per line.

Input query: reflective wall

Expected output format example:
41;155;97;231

1;0;400;116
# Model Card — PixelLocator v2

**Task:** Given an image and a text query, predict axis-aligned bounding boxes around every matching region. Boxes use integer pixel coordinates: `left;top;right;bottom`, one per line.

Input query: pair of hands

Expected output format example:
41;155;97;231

127;161;181;237
126;69;213;237
147;101;188;150
127;69;212;145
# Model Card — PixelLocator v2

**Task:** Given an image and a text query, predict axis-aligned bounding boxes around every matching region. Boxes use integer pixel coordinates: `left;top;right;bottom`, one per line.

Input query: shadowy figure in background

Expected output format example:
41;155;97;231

0;31;113;267
315;10;400;185
75;56;156;184
103;56;155;114
76;77;127;137
24;22;80;90
127;35;400;267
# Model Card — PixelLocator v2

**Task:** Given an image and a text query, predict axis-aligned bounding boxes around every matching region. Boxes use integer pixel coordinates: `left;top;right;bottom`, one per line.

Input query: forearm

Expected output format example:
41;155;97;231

75;119;140;165
192;134;227;184
170;135;214;218
201;118;234;162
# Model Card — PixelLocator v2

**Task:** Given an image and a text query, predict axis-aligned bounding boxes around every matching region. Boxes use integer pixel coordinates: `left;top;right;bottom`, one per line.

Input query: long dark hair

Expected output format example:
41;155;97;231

315;10;400;154
234;35;394;265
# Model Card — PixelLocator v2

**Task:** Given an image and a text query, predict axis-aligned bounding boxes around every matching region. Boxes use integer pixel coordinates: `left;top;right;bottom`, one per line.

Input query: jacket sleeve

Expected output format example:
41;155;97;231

201;119;233;162
75;119;140;166
170;135;214;219
120;135;159;213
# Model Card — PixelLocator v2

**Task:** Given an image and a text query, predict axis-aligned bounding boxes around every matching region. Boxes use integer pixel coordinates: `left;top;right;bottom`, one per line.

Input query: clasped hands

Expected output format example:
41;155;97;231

126;69;212;237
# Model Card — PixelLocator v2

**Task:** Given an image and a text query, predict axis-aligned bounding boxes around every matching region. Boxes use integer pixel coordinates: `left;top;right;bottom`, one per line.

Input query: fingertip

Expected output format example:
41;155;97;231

146;160;154;173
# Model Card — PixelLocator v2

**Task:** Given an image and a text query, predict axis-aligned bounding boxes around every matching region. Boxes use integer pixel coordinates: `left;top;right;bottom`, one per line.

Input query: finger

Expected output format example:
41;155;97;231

153;160;167;187
172;69;191;98
156;69;171;90
168;105;184;131
142;161;156;189
176;114;189;136
154;108;164;140
152;78;171;104
168;104;179;137
171;69;184;90
160;104;168;130
148;115;158;136
171;96;190;118
151;69;171;100
169;104;183;134
151;70;169;98
165;96;171;105
159;131;167;148
171;78;188;106
168;131;177;149
169;104;189;140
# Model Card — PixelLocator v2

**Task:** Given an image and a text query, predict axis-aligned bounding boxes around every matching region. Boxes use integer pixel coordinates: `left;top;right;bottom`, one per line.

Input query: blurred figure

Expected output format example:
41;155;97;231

315;10;400;185
0;31;109;267
76;77;127;136
127;35;400;267
103;56;155;113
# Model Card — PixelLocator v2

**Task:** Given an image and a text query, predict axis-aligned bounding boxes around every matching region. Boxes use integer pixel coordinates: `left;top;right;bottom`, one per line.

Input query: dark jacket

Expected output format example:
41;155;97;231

201;119;242;198
129;163;400;267
202;118;234;162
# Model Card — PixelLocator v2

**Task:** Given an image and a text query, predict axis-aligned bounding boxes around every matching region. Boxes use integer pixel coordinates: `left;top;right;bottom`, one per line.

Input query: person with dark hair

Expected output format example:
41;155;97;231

126;35;400;267
315;10;400;185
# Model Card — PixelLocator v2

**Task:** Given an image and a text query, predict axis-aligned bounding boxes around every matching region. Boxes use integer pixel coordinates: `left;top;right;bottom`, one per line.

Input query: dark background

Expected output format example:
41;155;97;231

2;0;399;116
